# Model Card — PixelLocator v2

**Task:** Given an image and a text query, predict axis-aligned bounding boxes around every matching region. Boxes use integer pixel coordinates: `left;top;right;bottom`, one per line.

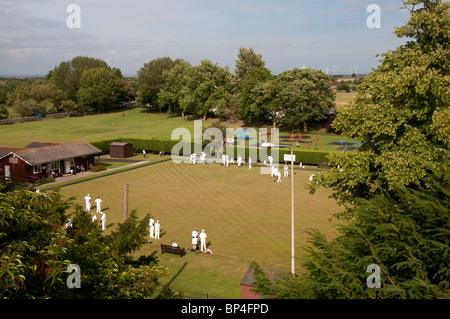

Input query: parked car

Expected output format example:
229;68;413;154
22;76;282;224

35;113;46;118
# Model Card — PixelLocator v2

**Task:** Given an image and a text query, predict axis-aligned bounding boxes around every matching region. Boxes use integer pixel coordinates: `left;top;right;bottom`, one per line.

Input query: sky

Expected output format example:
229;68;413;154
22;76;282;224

0;0;412;77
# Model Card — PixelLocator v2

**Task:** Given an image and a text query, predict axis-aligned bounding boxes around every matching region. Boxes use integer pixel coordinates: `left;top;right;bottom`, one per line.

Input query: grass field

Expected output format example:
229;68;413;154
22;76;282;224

0;107;359;152
55;158;341;299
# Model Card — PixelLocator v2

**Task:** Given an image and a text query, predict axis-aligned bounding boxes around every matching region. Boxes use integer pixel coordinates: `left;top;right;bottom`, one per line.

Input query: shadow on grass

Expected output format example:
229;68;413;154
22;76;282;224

155;261;188;299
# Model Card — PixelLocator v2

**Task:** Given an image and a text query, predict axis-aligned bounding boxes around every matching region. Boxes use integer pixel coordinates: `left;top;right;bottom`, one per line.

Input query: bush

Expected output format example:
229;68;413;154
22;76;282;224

90;165;107;172
34;177;55;186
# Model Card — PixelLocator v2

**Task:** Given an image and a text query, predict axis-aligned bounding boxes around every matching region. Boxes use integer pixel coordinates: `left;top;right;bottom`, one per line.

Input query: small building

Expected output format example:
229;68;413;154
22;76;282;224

109;142;133;158
0;141;101;183
240;266;284;299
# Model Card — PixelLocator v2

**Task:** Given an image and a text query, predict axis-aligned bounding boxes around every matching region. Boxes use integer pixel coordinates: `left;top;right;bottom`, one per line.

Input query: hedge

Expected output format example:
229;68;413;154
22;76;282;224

90;138;332;165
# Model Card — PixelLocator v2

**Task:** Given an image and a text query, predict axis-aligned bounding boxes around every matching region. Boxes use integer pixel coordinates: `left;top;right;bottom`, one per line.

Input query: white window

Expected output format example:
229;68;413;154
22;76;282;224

49;161;59;171
33;164;42;174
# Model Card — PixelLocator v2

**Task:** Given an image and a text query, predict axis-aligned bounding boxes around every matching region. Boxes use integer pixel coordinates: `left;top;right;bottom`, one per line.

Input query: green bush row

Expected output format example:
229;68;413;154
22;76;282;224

90;138;332;165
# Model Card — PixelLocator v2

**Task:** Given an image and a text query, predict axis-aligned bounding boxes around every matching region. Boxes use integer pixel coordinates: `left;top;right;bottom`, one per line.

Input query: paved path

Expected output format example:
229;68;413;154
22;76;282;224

42;161;148;187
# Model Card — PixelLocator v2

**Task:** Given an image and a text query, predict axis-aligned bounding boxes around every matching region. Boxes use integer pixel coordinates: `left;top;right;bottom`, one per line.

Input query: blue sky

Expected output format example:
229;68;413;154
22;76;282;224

0;0;411;76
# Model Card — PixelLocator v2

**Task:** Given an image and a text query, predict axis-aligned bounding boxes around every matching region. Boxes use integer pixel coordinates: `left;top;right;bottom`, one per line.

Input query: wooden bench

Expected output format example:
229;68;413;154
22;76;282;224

160;244;185;257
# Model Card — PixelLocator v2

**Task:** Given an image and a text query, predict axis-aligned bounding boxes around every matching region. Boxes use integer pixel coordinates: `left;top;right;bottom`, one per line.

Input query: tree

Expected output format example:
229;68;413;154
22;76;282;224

249;78;280;127
192;59;233;121
6;81;66;110
0;78;28;104
276;68;335;132
308;0;450;205
136;57;182;111
234;47;267;83
238;66;273;124
47;56;112;103
250;0;450;299
158;60;194;118
0;104;8;119
77;67;123;114
252;170;450;299
0;189;167;299
13;99;43;117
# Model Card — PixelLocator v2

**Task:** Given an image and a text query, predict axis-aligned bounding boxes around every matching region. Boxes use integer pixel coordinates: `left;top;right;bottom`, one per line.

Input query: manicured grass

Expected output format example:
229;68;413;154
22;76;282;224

0;108;198;147
0;107;357;152
57;158;341;299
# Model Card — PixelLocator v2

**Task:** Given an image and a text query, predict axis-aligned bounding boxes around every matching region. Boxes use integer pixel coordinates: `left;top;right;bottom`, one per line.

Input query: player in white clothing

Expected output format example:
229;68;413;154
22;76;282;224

191;228;199;250
199;229;207;251
95;197;102;214
84;194;91;211
155;220;160;239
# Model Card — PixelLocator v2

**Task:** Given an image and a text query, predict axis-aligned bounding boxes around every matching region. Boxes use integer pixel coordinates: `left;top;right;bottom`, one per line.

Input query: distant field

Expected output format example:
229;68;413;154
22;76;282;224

0;107;361;152
56;159;341;299
335;91;357;108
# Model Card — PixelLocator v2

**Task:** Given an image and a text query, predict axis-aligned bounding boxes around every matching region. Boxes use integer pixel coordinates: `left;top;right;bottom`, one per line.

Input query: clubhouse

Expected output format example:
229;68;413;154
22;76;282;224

0;141;102;183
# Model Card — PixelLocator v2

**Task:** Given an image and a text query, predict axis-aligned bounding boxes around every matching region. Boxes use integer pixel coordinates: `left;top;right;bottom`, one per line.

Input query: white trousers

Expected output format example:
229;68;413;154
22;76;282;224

150;226;154;238
201;239;206;251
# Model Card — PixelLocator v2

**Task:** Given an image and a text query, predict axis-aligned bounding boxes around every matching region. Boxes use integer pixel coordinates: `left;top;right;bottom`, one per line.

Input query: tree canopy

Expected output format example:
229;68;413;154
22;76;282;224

0;186;167;299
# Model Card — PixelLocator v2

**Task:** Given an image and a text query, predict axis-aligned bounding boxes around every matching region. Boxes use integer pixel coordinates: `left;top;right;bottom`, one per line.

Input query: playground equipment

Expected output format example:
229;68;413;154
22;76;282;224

302;138;323;151
338;139;364;151
288;129;302;142
259;129;280;146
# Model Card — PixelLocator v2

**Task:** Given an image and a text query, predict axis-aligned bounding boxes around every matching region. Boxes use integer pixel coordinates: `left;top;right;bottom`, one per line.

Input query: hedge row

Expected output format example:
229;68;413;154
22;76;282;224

90;138;331;165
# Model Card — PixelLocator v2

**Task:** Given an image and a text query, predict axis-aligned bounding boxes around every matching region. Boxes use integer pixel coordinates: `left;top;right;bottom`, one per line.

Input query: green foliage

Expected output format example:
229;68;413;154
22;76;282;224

13;99;43;117
309;0;450;204
90;165;107;172
47;56;110;102
0;189;167;299
0;104;8;119
136;57;182;109
249;68;335;130
253;170;450;299
77;67;123;114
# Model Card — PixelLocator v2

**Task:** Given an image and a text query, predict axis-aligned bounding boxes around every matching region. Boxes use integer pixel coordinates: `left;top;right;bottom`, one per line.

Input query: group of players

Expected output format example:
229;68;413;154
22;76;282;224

189;152;290;182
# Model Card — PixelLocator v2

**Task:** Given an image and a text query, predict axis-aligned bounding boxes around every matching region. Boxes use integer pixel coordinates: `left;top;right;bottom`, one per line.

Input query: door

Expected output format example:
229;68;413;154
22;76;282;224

4;165;10;179
65;160;71;174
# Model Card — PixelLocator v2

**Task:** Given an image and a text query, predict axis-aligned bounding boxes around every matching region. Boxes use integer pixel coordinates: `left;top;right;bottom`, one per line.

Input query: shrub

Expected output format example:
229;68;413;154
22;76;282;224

90;165;107;172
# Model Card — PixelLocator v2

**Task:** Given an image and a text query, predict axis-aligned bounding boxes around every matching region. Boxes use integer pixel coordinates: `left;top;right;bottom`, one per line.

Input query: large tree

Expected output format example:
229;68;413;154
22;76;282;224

252;0;450;299
0;188;167;299
308;0;450;205
158;60;194;118
276;68;335;132
77;67;123;114
47;56;114;103
234;47;267;83
136;57;183;112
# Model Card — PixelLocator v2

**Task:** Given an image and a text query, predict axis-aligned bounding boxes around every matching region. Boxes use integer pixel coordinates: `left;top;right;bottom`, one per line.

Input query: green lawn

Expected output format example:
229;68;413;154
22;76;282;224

56;159;341;299
0;107;358;152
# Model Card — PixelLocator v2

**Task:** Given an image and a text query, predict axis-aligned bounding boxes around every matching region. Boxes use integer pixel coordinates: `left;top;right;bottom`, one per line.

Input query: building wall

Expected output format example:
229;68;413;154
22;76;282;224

0;155;45;181
0;154;99;181
241;285;261;299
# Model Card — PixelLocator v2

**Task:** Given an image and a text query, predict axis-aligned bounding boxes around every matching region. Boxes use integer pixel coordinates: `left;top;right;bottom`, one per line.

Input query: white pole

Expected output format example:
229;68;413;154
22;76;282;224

290;147;295;275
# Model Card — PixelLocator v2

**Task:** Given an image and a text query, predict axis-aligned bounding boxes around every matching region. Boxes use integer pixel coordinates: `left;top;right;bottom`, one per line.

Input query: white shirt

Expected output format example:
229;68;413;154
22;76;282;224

199;232;207;241
84;196;91;203
95;198;102;206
